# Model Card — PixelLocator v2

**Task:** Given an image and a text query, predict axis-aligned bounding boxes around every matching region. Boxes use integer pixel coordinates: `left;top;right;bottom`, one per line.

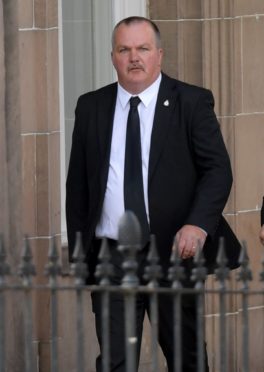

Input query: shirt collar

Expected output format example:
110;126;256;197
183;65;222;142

117;73;162;109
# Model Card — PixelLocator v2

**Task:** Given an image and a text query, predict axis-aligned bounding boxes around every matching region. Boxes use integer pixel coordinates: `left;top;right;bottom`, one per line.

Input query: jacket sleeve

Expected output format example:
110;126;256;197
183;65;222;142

66;96;89;261
185;89;233;237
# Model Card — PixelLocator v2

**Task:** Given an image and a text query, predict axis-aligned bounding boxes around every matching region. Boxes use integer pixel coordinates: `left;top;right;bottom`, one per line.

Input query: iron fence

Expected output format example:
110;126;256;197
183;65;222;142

0;217;264;372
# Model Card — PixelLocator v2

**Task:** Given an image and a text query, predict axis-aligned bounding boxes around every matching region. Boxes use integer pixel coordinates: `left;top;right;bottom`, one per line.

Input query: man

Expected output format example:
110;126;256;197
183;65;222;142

66;16;241;372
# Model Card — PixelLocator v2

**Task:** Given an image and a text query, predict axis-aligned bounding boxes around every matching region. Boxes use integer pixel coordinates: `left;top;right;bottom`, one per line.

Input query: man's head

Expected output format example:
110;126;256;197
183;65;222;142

111;17;163;94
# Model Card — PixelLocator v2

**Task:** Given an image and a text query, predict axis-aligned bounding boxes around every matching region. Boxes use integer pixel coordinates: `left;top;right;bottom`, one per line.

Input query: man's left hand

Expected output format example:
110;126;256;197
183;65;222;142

173;225;207;259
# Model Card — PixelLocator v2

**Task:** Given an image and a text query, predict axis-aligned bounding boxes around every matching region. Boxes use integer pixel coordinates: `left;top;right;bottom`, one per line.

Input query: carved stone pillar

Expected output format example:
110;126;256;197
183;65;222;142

1;1;25;371
0;0;22;262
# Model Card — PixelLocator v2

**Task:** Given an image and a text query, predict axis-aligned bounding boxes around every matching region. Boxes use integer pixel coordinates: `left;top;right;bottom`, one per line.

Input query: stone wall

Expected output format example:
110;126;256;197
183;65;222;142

1;0;264;370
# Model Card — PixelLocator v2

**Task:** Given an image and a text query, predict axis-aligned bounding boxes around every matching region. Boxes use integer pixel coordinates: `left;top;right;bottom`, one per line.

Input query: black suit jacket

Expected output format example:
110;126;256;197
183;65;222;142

66;73;241;275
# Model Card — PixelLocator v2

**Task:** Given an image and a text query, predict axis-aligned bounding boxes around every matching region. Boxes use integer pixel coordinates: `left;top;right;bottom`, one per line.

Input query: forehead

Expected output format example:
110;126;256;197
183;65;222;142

114;22;156;46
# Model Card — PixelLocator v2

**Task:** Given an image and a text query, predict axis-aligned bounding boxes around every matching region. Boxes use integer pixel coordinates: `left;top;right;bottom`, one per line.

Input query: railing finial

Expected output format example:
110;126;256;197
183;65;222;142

215;237;230;283
118;211;141;287
143;235;162;287
45;236;61;282
0;235;10;284
70;232;88;286
168;238;185;287
191;242;207;284
95;238;114;286
237;240;252;288
18;235;36;286
259;245;264;284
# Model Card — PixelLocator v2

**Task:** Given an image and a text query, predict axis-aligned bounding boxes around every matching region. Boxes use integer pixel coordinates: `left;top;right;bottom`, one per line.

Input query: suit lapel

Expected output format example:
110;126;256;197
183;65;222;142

95;84;117;195
97;84;117;161
148;74;179;184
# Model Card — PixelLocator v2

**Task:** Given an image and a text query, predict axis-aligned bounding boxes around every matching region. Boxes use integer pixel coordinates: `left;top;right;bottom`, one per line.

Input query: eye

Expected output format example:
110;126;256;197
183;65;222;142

140;46;149;51
119;47;128;53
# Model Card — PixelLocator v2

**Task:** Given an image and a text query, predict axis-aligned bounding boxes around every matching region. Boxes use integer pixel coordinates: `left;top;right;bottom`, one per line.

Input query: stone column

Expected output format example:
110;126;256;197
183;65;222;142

18;0;61;370
0;1;9;241
1;1;25;371
1;0;22;262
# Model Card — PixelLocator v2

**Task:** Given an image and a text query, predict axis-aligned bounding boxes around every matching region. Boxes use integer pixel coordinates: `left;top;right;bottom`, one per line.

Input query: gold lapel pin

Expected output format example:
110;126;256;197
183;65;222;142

163;100;169;106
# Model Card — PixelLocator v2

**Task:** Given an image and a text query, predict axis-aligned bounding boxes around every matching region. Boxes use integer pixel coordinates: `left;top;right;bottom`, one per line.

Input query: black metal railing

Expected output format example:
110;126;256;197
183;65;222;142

0;214;264;372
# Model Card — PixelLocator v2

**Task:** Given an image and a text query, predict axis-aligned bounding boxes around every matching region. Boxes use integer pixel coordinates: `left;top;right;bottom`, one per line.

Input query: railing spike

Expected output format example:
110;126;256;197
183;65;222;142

118;211;141;248
98;238;110;261
118;211;140;287
215;237;230;282
236;240;252;287
238;240;250;266
45;236;61;280
259;245;264;283
0;235;10;281
143;235;162;286
147;235;158;261
191;242;207;283
216;237;228;265
95;238;114;286
194;241;205;265
18;236;36;286
70;232;88;285
49;236;59;259
72;232;85;262
0;235;5;257
168;238;185;286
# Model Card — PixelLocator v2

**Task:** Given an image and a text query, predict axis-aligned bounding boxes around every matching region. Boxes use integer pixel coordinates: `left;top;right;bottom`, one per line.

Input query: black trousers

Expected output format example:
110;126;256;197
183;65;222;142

91;240;209;372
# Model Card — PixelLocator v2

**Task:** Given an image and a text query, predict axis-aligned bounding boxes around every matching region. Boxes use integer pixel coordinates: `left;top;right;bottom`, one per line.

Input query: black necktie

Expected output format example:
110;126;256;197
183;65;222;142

124;96;150;246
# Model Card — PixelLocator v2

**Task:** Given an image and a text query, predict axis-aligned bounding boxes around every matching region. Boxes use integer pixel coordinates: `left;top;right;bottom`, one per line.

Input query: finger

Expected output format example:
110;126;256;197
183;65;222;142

182;241;196;259
176;237;186;257
181;244;188;258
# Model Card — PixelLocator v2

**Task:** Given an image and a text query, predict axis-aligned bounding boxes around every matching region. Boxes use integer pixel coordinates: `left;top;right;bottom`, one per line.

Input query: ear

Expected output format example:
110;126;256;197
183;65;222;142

158;48;163;66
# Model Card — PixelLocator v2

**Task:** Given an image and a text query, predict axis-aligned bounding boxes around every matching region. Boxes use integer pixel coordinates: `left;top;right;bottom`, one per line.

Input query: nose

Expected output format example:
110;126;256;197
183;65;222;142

129;48;139;62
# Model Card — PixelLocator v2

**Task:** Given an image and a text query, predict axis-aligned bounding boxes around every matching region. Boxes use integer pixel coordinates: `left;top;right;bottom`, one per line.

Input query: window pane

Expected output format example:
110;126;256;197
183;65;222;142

62;0;94;171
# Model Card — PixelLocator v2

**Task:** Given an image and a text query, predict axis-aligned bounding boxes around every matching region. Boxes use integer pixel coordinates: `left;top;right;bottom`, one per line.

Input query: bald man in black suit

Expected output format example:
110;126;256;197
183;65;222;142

66;16;241;372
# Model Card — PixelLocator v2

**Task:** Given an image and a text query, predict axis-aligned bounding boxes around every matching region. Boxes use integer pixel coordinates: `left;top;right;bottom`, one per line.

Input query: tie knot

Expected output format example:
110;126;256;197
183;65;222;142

130;96;141;108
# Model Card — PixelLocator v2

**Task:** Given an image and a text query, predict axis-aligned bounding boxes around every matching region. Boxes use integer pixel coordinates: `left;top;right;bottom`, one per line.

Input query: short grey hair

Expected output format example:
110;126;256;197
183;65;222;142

111;16;162;49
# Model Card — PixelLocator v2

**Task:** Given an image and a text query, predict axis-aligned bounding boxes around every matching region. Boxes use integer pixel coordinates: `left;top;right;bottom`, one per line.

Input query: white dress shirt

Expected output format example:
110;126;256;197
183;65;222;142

95;74;162;239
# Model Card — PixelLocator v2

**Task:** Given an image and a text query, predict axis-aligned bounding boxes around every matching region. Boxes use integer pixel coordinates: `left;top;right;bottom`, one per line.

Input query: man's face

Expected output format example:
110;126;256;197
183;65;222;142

111;21;163;94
